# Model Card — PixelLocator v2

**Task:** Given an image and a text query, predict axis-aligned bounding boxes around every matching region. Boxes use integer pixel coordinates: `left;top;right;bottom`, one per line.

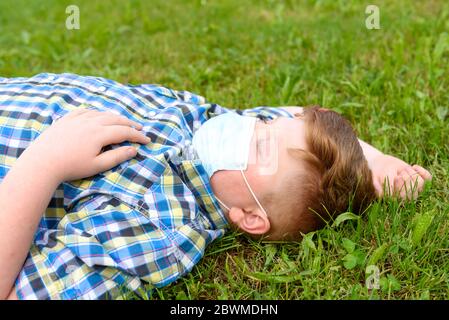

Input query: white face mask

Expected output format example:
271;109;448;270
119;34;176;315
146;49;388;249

192;112;268;216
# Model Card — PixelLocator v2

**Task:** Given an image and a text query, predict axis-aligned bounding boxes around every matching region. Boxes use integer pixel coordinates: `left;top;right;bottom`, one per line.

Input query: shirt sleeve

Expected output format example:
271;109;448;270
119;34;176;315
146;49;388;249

164;90;296;121
14;197;182;300
136;85;210;107
236;106;295;120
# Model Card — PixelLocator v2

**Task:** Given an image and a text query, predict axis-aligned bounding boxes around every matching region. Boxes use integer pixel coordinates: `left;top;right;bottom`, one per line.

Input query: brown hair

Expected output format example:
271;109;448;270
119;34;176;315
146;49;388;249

266;106;376;240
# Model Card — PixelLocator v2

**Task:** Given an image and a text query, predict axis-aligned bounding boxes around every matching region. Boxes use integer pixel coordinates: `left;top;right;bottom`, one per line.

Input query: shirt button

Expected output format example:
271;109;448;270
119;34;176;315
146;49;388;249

147;110;157;117
47;75;56;81
98;86;107;92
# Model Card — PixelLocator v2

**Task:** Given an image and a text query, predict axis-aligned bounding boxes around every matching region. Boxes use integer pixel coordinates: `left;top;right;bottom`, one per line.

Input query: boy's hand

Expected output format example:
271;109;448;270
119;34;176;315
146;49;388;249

0;108;150;299
24;109;150;182
394;164;432;200
370;154;432;200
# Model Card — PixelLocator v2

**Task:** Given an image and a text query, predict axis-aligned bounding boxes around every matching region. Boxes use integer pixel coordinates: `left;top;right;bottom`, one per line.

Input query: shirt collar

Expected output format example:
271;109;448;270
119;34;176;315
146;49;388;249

177;159;230;230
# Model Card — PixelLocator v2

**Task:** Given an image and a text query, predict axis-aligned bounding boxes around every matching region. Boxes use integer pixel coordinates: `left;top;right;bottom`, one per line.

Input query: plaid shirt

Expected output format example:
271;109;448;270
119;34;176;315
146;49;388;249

0;73;292;299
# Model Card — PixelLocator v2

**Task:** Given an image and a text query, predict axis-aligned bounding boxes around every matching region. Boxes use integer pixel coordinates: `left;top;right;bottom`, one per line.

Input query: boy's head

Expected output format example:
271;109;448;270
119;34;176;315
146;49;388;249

210;106;376;241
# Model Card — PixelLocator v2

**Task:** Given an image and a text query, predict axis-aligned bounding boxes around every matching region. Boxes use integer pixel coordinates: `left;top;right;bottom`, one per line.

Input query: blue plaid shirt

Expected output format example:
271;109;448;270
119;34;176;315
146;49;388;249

0;73;292;299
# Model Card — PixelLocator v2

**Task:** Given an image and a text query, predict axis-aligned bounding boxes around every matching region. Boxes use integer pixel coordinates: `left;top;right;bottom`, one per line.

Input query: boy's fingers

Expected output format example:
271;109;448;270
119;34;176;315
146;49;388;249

406;166;426;193
393;173;408;200
394;175;405;198
383;174;395;196
398;170;424;200
400;172;410;199
94;146;137;172
96;113;143;130
393;164;430;201
373;178;383;197
102;126;151;145
412;165;432;181
397;172;415;200
403;166;421;185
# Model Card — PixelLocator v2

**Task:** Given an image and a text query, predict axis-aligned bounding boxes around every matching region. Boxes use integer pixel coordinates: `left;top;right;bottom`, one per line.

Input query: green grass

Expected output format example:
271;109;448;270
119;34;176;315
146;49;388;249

1;0;448;299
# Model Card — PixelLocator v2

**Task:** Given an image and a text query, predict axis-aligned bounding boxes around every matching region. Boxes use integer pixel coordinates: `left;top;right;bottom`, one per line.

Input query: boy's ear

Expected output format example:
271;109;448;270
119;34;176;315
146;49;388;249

228;207;270;235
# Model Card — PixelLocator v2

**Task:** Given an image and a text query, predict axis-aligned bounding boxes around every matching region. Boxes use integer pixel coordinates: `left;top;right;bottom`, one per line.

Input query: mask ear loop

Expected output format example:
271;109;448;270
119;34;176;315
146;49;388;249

240;170;268;217
215;196;231;211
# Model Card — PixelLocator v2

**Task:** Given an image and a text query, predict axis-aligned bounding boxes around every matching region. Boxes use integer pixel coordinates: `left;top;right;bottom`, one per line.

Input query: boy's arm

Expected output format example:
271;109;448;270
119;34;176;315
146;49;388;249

0;147;61;299
0;109;149;299
358;138;432;199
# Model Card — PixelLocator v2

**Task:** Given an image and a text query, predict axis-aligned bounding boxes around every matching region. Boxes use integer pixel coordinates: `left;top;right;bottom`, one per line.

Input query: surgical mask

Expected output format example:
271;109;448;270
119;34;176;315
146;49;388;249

192;112;268;216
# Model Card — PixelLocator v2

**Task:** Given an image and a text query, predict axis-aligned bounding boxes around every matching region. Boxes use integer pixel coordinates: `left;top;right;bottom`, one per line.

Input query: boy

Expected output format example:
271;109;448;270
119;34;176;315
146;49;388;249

0;73;431;300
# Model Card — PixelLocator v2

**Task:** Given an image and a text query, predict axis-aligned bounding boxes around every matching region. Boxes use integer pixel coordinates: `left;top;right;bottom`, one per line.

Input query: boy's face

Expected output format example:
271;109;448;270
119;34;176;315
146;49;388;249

209;114;308;235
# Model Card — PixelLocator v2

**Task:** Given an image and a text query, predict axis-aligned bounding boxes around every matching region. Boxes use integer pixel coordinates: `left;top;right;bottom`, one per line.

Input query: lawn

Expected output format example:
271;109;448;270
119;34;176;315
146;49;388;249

0;0;447;299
